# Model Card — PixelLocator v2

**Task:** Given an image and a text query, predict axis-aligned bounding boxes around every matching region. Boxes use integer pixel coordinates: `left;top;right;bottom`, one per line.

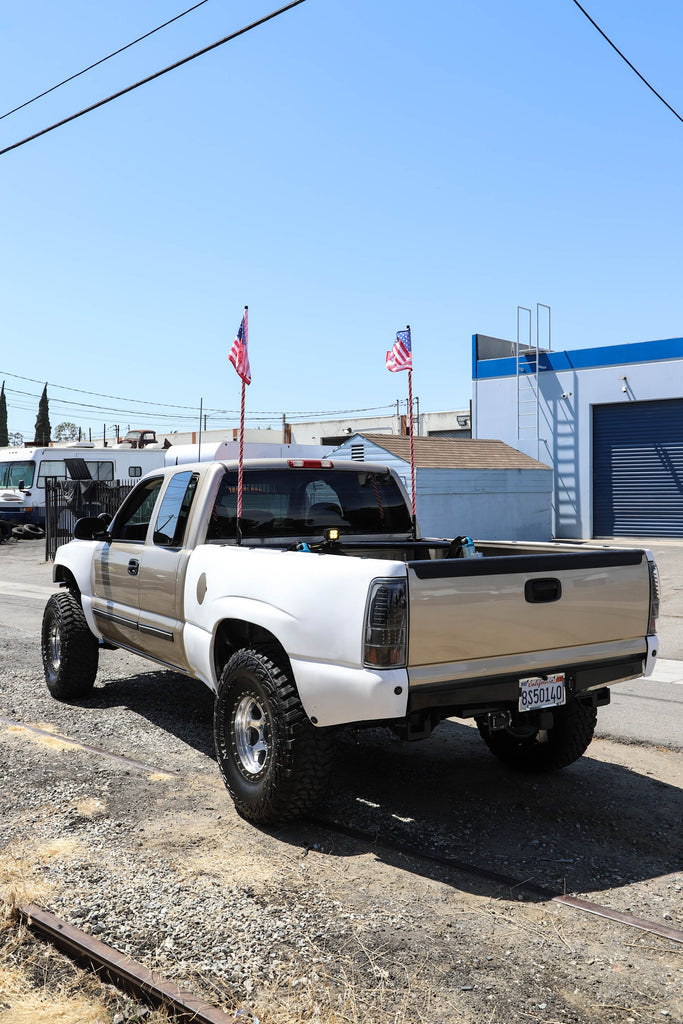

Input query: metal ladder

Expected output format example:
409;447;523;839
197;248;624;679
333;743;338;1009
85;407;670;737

516;304;551;452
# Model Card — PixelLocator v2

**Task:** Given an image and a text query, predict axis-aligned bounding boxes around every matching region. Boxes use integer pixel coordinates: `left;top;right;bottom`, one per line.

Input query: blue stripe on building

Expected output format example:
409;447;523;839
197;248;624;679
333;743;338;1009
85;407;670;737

473;335;683;380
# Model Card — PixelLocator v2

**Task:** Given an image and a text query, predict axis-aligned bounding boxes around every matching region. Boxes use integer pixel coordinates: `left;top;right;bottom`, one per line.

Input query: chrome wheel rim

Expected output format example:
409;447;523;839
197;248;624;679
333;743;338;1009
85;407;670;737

47;620;61;673
233;693;270;775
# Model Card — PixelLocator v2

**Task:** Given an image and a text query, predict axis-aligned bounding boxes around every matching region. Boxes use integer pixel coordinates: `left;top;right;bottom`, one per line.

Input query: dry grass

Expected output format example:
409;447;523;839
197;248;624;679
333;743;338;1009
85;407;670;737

0;901;109;1024
4;723;80;754
0;962;109;1024
0;837;80;909
0;838;174;1024
158;931;462;1024
0;900;173;1024
72;797;106;819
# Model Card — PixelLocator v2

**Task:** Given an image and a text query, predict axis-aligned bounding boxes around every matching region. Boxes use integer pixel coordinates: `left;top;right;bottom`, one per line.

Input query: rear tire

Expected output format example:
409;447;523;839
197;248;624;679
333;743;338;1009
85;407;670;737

214;647;334;824
477;702;597;772
41;592;99;700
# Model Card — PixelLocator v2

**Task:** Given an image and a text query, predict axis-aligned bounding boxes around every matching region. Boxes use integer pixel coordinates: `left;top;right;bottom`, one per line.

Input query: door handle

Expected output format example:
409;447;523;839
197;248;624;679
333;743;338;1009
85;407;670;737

128;559;140;576
525;577;562;603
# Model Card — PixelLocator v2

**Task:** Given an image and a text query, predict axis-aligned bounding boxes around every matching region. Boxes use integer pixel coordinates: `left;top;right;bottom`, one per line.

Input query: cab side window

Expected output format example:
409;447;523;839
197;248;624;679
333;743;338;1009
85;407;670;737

153;472;199;547
37;460;67;485
110;477;164;542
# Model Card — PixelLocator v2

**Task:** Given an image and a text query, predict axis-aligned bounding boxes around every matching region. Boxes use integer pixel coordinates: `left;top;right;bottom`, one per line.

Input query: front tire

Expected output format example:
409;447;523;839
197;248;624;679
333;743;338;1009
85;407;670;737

214;647;334;824
41;592;99;700
477;702;597;772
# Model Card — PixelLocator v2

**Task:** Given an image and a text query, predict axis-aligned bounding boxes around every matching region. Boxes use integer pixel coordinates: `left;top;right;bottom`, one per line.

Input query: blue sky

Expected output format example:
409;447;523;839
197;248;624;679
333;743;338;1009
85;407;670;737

1;0;682;439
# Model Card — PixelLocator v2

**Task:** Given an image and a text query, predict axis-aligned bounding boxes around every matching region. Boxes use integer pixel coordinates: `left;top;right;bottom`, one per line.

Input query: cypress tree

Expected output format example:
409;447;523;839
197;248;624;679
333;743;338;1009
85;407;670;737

0;382;8;447
34;383;51;446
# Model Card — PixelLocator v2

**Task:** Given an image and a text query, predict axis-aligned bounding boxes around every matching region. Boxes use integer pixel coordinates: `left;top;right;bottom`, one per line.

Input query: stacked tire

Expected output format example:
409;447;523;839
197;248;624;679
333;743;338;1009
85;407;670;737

9;523;45;540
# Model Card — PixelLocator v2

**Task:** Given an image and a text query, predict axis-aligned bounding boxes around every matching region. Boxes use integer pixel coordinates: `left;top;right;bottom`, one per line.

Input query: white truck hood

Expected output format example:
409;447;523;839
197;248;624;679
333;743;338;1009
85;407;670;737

0;489;25;504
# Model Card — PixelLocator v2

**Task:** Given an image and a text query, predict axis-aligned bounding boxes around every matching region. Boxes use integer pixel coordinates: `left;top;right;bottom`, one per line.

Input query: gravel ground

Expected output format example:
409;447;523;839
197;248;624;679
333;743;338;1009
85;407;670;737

0;538;681;1023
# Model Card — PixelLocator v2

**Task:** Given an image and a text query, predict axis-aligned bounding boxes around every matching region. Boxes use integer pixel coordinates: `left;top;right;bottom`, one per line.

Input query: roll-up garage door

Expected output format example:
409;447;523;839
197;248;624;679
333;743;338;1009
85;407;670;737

593;399;683;537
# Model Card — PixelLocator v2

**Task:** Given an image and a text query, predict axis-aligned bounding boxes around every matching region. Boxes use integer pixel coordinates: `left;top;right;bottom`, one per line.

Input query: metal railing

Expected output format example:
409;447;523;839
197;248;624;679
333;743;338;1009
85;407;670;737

44;479;134;560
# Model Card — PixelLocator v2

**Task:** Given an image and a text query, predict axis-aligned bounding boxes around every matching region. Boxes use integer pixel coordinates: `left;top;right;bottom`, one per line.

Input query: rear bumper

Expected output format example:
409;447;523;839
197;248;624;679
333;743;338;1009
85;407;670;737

407;636;653;717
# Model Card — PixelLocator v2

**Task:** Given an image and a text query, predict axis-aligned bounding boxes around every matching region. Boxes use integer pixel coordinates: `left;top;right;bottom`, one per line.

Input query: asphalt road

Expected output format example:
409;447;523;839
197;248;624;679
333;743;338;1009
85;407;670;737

0;535;681;751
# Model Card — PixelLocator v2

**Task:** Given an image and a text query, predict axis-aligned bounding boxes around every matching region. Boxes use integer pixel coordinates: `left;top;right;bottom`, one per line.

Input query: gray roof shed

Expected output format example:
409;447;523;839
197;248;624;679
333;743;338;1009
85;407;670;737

332;433;553;541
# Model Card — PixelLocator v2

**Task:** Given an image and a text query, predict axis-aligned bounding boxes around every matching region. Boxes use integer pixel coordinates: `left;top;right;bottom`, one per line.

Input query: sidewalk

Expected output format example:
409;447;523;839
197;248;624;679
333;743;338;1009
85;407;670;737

647;658;683;685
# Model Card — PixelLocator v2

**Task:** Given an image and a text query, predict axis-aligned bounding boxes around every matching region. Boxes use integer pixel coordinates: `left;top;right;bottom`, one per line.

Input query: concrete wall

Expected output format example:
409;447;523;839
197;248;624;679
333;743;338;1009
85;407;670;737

160;411;471;449
290;415;399;444
472;335;683;538
289;410;470;444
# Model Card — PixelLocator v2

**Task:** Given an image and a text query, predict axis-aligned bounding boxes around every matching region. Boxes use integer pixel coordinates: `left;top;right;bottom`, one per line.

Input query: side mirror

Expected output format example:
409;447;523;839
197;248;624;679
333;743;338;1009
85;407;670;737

73;517;110;541
98;512;113;527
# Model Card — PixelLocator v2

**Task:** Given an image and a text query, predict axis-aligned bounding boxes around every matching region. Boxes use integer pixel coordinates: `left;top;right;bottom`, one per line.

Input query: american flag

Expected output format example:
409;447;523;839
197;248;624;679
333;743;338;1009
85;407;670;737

386;326;412;372
229;308;251;384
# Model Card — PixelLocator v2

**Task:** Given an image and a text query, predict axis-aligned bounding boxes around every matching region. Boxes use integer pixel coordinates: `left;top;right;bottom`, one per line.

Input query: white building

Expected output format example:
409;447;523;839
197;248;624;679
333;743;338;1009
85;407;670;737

472;333;683;539
157;409;470;450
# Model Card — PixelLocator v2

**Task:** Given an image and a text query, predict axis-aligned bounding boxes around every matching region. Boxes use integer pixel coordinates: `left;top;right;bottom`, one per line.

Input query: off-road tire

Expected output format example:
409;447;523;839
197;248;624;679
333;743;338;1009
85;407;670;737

214;647;335;825
41;592;99;701
477;701;597;772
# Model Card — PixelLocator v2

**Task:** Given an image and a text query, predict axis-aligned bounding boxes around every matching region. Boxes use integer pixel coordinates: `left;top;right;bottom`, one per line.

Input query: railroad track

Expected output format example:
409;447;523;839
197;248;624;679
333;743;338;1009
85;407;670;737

1;714;680;1022
15;902;232;1024
309;816;683;946
0;716;178;776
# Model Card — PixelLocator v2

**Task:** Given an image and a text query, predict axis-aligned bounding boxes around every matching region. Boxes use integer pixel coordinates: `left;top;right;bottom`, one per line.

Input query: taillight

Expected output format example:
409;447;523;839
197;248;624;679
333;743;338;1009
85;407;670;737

363;579;407;668
648;559;660;635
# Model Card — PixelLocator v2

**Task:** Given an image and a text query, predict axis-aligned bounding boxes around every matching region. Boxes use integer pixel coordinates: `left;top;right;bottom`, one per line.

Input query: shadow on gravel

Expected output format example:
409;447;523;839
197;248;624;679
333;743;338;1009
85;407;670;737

286;722;683;901
88;669;216;760
73;669;681;902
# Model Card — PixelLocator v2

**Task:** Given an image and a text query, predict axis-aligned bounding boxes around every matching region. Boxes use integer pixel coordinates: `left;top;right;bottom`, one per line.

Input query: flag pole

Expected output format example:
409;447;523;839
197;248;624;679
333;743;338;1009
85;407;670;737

405;325;417;538
236;305;248;546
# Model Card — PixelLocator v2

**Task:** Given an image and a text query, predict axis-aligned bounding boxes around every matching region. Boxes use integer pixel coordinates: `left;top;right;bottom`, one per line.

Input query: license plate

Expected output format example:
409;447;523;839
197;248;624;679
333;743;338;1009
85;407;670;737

518;672;566;712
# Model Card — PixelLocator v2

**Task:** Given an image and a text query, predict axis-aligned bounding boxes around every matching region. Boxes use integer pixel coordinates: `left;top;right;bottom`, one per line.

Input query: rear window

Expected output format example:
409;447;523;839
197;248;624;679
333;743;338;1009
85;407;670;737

207;468;412;540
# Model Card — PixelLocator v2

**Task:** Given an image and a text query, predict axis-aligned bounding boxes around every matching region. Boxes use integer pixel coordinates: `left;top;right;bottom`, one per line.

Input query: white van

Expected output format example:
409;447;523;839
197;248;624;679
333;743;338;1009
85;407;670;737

0;444;167;527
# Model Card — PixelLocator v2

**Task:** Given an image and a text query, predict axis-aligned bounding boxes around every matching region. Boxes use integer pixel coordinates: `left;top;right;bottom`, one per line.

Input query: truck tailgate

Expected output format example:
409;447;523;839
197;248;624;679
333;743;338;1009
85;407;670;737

407;549;650;668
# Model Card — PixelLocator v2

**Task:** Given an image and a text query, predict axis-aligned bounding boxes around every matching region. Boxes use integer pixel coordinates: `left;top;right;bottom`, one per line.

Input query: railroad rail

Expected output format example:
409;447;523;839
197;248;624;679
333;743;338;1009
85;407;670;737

16;902;233;1024
310;816;683;945
0;716;177;776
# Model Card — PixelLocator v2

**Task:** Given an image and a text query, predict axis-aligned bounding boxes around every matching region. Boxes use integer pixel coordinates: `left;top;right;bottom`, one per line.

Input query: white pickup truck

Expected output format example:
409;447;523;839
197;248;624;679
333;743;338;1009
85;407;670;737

41;457;660;824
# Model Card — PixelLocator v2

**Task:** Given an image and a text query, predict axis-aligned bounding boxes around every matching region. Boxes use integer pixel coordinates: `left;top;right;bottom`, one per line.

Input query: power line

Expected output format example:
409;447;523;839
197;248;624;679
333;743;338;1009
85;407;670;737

570;0;683;124
1;376;396;421
0;0;213;123
0;369;210;412
0;0;307;158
